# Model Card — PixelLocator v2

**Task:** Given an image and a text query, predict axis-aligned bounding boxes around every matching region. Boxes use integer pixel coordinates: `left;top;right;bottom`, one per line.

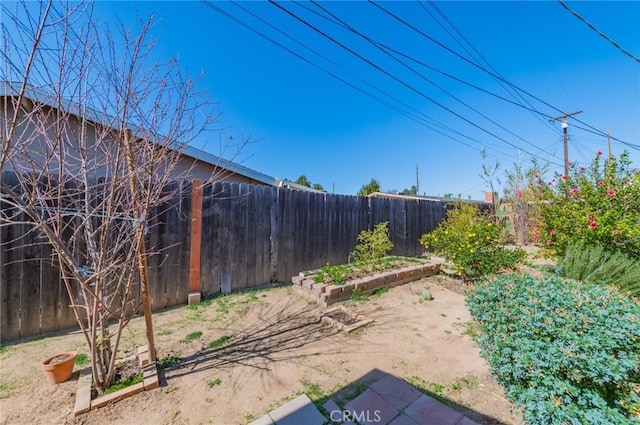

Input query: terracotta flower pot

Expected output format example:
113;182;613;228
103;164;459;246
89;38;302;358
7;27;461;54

42;351;77;384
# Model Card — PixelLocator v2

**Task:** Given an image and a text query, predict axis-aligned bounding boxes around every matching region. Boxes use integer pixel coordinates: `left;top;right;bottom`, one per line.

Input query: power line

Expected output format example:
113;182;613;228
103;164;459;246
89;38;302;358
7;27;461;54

420;0;560;136
227;0;459;135
305;0;560;163
557;0;640;64
370;0;639;149
200;1;516;161
269;0;557;163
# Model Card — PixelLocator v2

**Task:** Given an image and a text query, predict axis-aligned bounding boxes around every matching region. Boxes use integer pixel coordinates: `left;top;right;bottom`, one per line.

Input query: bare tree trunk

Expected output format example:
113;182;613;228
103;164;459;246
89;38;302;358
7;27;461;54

1;0;221;392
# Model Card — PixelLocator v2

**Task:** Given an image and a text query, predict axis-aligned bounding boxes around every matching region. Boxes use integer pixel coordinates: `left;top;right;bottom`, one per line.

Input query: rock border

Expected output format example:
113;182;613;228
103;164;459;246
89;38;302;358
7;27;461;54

74;345;159;416
292;258;443;306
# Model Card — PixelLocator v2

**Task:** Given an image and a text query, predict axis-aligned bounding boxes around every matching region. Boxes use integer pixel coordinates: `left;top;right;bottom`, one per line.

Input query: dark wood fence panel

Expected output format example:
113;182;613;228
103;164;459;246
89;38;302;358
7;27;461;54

19;224;42;338
38;240;59;335
1;213;22;341
2;176;458;342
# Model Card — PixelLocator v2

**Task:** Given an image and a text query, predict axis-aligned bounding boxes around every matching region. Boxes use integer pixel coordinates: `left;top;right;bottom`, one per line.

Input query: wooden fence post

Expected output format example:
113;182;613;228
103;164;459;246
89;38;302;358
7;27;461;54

188;179;202;304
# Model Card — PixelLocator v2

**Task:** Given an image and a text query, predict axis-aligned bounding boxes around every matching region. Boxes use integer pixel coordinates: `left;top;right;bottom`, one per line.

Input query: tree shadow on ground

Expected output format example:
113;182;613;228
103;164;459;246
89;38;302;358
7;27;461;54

161;298;343;379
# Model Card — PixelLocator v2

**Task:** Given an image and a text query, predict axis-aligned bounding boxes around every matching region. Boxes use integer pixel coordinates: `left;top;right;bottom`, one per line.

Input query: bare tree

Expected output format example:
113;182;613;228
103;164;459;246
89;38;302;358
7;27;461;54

1;1;219;392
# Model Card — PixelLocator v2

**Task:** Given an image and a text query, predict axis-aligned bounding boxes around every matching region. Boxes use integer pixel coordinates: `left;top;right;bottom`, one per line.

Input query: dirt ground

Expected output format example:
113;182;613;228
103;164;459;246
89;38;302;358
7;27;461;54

0;274;521;425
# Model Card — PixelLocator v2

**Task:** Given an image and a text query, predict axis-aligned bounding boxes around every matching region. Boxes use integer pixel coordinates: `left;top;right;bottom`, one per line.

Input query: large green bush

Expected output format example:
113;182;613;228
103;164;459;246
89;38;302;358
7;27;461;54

532;151;640;258
420;202;524;278
467;274;640;424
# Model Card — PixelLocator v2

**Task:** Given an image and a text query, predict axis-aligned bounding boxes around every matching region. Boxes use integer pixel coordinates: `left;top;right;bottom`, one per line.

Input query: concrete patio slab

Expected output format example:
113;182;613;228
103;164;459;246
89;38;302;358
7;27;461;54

268;394;326;425
344;388;399;425
370;374;422;410
403;394;464;425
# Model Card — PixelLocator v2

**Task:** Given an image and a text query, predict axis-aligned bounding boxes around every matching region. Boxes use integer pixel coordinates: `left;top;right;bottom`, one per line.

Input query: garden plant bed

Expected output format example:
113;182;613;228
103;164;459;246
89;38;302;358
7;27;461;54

319;305;373;333
292;256;444;306
73;345;159;416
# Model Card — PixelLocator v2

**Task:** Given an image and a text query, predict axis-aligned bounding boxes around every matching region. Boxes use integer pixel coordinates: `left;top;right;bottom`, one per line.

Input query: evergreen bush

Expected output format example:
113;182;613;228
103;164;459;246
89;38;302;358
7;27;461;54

467;274;640;424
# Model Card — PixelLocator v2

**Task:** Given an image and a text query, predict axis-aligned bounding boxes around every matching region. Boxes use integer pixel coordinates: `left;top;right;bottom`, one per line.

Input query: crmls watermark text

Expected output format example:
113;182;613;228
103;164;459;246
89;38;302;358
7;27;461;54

330;409;382;423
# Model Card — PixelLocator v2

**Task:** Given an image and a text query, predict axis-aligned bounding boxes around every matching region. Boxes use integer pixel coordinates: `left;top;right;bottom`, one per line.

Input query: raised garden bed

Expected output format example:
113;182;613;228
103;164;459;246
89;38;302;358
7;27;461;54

292;257;443;306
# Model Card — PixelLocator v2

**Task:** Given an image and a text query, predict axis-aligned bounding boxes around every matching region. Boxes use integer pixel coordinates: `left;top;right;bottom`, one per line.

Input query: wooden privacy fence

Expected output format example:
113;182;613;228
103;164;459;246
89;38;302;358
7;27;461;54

1;180;449;342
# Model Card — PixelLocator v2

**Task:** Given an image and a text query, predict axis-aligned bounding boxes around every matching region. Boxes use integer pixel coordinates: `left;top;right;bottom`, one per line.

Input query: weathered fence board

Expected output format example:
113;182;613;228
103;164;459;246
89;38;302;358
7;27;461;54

1;212;22;341
19;225;42;338
1;178;463;342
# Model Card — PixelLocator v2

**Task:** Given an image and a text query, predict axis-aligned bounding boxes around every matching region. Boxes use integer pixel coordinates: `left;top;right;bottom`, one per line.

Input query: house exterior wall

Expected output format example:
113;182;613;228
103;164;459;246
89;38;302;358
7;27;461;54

1;99;267;186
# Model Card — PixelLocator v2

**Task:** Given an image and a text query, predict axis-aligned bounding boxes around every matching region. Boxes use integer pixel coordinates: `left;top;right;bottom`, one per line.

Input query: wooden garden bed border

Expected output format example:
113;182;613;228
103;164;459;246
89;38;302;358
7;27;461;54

74;345;159;416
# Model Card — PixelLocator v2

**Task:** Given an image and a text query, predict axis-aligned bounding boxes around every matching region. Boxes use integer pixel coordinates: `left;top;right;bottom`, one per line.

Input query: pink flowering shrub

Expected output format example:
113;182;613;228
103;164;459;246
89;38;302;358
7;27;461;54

533;151;640;258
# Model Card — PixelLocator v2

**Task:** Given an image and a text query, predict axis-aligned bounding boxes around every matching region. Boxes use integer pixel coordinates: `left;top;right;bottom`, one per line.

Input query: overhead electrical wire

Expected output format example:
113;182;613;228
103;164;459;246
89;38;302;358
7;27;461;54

200;0;516;161
417;1;639;155
303;0;561;164
370;0;639;150
293;1;563;123
557;0;640;64
269;0;559;164
420;0;561;135
227;0;474;141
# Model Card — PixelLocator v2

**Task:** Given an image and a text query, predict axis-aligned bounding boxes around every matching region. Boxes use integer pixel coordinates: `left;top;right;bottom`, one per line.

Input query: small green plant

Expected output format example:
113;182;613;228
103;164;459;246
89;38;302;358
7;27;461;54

206;378;222;388
420;202;525;278
450;376;478;391
300;379;325;401
350;288;369;302
404;376;448;404
0;345;9;354
560;241;640;300
371;286;388;297
349;221;394;267
105;372;143;394
75;353;90;366
187;292;226;310
467;273;640;424
208;335;232;349
157;328;173;336
158;355;181;369
180;331;203;343
313;263;351;285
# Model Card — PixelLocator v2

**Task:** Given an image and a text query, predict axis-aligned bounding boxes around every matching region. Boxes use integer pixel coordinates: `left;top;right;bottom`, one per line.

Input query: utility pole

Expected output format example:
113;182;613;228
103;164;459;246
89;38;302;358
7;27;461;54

415;164;420;195
607;128;612;158
549;110;582;177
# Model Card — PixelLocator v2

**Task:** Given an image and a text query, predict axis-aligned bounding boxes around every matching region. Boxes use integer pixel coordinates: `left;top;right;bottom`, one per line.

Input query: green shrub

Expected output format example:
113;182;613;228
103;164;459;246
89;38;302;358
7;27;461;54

349;221;394;266
313;263;351;285
532;151;640;259
560;242;640;300
420;202;524;278
467;274;640;424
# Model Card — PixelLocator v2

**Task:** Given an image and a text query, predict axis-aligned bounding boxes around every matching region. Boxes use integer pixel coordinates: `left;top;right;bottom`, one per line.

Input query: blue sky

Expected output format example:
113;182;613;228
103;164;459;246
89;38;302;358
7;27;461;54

34;2;640;197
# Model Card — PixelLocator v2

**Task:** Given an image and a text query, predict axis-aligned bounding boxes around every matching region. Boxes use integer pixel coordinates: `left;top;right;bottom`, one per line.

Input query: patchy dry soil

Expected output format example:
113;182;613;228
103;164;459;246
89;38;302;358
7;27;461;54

0;275;520;425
